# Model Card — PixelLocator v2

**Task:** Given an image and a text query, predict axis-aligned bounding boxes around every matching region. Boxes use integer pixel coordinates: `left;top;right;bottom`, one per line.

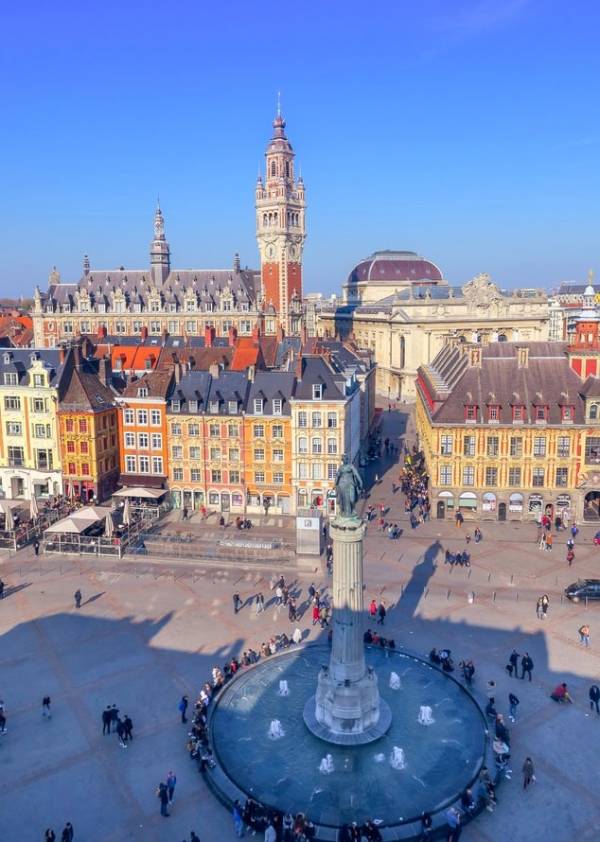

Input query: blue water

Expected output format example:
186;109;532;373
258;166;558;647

210;646;487;828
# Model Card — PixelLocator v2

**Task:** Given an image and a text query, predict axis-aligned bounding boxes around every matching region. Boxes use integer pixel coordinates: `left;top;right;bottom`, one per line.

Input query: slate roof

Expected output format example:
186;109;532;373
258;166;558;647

57;350;119;412
166;371;212;414
293;356;349;401
246;372;295;416
418;342;587;425
0;349;63;385
347;250;443;285
120;368;174;399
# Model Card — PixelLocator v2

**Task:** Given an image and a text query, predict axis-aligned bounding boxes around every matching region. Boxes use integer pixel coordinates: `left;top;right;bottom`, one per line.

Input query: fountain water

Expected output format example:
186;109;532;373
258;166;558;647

278;680;290;696
319;754;335;774
389;671;401;690
268;719;285;740
418;705;435;726
390;746;406;770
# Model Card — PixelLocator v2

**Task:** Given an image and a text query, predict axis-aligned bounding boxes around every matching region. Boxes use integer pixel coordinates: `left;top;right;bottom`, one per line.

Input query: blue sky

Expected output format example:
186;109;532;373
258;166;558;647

1;0;599;296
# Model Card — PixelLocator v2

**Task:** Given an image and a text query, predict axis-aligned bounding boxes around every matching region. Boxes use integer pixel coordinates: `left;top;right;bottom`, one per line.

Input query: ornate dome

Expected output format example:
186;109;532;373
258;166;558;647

347;250;443;285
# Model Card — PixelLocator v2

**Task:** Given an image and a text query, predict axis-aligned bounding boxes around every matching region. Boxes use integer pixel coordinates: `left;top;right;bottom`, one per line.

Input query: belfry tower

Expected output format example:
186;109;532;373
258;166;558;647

256;106;306;334
150;202;171;286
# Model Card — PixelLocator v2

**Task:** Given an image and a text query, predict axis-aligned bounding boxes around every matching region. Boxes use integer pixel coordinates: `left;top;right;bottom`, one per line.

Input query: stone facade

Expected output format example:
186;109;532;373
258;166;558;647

318;251;549;398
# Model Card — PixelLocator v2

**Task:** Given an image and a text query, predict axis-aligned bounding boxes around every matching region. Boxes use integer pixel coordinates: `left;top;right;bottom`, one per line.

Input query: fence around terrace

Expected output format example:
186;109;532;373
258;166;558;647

0;502;76;552
43;517;146;559
134;528;297;567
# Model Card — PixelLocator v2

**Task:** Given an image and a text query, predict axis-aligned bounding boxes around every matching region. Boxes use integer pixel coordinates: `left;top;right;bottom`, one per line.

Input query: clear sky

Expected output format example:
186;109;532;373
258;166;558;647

2;0;599;297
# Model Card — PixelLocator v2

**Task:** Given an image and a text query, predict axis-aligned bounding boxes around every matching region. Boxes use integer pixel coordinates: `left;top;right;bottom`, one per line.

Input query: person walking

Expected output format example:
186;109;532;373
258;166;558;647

522;757;535;789
579;624;591;647
45;830;56;842
265;821;277;842
312;602;320;626
116;717;128;748
123;714;133;742
42;695;51;719
377;601;386;626
102;706;111;735
34;539;40;556
589;684;600;715
541;594;549;618
507;649;520;677
232;799;245;838
190;833;201;842
179;695;188;723
521;653;534;681
256;592;264;613
232;592;242;614
166;770;177;804
61;823;74;842
546;532;553;551
369;599;377;620
535;597;543;619
0;579;4;598
0;705;7;735
110;704;119;732
508;692;519;722
74;589;82;609
157;782;170;817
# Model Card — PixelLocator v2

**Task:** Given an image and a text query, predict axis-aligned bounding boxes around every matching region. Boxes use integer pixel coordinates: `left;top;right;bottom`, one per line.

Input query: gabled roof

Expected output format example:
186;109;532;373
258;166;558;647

120;368;174;399
246;371;295;416
292;356;348;401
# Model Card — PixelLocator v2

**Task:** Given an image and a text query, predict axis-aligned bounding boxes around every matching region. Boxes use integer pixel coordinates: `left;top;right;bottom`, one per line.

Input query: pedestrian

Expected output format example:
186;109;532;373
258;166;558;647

190;833;201;842
445;806;462;841
571;523;579;540
232;799;245;838
179;695;188;723
181;506;188;521
74;589;82;609
0;579;4;598
0;706;7;734
116;717;127;748
522;757;535;789
377;601;386;626
541;594;549;618
102;706;111;735
535;597;543;619
369;599;377;619
166;770;177;804
110;704;119;732
42;695;51;719
265;821;277;842
256;592;264;613
45;830;56;842
312;602;320;626
567;548;575;566
123;714;133;741
157;782;170;817
579;624;591;647
308;582;316;600
420;812;433;839
275;585;283;606
288;598;297;622
34;539;40;556
232;592;242;614
292;627;302;645
506;649;519;677
521;653;533;681
589;684;600;715
546;532;553;551
550;682;573;703
508;692;519;722
61;823;74;842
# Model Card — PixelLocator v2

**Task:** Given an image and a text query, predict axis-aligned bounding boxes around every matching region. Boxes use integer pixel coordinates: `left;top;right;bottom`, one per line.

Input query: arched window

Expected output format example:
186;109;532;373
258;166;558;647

285;161;290;177
591;404;599;420
263;213;268;227
270;160;277;177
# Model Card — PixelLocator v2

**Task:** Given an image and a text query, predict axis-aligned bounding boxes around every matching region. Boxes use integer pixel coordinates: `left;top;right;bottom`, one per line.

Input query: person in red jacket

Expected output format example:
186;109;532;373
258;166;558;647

312;603;320;626
550;682;573;703
369;599;377;618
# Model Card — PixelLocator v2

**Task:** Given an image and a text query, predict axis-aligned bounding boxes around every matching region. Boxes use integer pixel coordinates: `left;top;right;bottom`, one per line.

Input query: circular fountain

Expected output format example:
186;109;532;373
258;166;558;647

206;471;487;834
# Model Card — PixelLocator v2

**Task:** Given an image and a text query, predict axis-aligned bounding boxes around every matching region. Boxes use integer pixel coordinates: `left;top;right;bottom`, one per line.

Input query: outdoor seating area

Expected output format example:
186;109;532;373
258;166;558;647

0;497;77;551
112;486;171;521
42;500;145;558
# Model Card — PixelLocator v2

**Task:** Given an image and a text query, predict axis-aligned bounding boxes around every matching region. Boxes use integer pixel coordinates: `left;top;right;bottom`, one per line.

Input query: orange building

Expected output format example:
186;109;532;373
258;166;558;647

57;345;120;502
243;371;295;515
116;368;173;489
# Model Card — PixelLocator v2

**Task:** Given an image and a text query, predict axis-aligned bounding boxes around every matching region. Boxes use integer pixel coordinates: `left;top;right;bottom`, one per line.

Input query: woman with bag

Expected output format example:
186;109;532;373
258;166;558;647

522;757;535;789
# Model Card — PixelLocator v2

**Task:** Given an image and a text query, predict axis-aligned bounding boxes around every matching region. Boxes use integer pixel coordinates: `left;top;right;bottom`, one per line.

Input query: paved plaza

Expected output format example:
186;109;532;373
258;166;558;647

1;408;600;841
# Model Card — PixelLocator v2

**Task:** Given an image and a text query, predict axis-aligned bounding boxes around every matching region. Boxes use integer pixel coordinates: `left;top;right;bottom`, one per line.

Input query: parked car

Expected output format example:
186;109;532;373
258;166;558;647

565;579;600;602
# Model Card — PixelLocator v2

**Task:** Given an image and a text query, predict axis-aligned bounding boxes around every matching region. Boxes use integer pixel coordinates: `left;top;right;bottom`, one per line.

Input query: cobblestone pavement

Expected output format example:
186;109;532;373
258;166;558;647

1;406;600;840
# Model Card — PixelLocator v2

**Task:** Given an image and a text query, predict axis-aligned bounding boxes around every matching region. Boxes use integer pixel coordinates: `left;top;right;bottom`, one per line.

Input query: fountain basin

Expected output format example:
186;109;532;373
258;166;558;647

207;644;487;831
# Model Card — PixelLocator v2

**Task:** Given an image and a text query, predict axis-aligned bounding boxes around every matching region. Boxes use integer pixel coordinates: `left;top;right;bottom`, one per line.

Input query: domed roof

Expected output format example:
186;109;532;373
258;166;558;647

347;250;443;285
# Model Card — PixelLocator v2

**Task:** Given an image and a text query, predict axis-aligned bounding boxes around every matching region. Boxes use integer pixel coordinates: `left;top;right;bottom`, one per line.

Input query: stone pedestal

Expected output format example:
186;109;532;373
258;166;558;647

303;516;391;745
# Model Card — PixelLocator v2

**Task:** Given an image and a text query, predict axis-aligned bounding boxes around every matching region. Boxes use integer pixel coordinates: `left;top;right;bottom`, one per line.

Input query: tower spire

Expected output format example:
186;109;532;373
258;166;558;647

277;90;281;117
150;201;170;284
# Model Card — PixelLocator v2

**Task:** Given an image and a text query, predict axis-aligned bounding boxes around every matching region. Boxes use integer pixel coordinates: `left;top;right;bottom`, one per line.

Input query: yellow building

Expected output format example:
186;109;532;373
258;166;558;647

0;350;63;500
416;341;594;522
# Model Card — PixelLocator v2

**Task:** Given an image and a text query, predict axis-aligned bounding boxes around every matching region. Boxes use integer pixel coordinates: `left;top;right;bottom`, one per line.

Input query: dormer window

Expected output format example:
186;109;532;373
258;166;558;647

465;404;477;422
512;405;524;422
189;400;198;413
172;400;181;412
535;405;547;422
272;398;282;415
137;387;148;398
561;406;574;422
33;374;44;387
254;398;264;414
228;400;238;414
590;403;599;421
3;353;10;364
487;405;500;422
4;373;17;386
312;384;323;400
209;400;219;413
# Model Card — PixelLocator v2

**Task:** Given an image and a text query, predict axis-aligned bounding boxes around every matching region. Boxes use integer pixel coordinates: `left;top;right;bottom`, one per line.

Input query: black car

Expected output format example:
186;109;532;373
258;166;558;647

565;579;600;602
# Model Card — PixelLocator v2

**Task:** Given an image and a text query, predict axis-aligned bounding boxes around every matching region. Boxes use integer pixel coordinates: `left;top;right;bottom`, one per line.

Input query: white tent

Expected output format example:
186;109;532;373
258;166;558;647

113;487;165;500
45;516;93;535
71;506;112;523
104;512;114;538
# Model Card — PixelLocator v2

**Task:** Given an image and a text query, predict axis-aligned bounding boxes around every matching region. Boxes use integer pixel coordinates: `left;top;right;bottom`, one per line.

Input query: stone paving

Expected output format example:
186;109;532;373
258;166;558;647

1;406;600;840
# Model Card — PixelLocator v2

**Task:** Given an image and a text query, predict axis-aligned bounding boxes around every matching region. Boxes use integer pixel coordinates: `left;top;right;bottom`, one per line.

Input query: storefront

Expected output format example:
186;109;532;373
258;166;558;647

482;492;497;514
528;493;543;517
458;492;477;514
437;491;454;519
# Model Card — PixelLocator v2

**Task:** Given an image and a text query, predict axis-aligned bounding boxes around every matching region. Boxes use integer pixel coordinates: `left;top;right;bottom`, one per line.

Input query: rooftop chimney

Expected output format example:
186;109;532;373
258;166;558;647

98;355;112;387
209;362;220;379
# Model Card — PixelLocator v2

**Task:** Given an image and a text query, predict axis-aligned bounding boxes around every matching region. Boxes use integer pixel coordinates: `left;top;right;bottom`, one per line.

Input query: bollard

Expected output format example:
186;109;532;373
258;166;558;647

516;592;519;601
424;588;429;599
510;574;514;585
447;588;451;600
487;572;491;583
493;591;497;602
468;568;472;579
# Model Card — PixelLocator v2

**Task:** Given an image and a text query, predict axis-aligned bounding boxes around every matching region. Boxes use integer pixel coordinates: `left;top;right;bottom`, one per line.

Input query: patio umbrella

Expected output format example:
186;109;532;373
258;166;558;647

29;496;39;520
122;497;131;525
104;512;114;538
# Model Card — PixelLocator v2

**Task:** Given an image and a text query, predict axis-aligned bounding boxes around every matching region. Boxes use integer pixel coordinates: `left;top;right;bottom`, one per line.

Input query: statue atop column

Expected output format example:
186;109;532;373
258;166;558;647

335;457;364;519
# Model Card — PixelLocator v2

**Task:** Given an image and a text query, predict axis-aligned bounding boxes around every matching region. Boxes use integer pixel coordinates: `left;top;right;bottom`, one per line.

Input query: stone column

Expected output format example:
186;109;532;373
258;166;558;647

303;515;391;745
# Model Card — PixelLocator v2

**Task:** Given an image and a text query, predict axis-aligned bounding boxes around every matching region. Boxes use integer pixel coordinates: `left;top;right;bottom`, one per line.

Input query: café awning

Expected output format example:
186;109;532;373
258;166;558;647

113;487;166;500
